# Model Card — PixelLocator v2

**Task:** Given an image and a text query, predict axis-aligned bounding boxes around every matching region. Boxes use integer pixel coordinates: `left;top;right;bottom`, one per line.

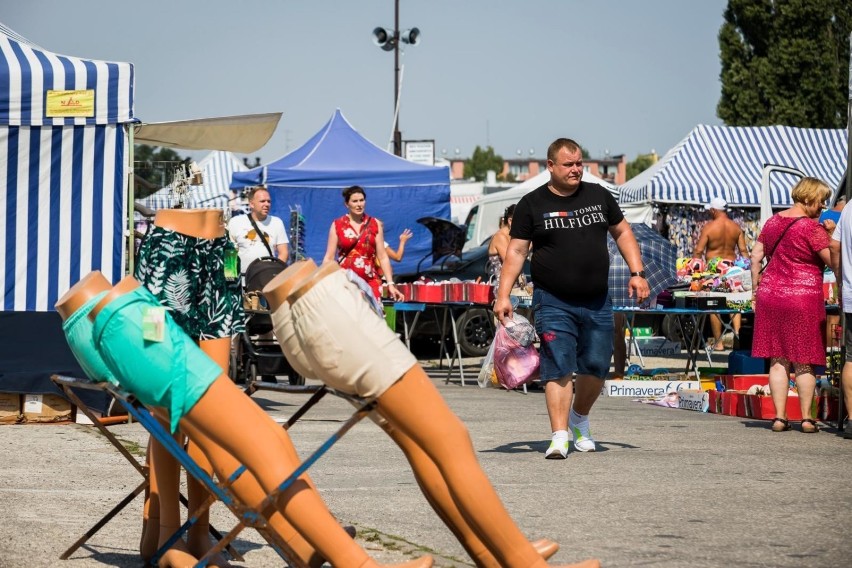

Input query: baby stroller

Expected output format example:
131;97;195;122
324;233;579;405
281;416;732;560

229;257;306;386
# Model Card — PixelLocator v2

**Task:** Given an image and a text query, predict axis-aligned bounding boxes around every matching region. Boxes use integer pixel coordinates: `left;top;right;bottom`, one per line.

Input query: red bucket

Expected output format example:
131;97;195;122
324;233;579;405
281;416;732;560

466;282;494;305
414;283;443;303
396;283;413;302
444;281;467;303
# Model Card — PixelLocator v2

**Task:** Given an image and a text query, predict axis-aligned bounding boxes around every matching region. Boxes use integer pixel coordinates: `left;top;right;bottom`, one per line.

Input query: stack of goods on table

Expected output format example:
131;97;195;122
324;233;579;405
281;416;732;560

674;256;752;311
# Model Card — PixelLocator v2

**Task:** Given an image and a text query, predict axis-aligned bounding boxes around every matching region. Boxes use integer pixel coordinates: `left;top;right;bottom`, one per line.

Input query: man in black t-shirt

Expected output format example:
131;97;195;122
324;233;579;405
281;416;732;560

494;138;649;459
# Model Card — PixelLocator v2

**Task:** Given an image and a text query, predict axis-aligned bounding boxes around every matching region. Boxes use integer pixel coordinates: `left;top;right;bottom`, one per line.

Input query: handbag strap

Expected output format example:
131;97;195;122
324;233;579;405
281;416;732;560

760;216;804;273
247;214;275;258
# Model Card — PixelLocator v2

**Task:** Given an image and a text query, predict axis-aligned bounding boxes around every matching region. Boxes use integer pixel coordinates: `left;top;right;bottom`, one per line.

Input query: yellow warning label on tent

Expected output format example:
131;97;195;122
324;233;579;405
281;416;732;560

46;90;95;117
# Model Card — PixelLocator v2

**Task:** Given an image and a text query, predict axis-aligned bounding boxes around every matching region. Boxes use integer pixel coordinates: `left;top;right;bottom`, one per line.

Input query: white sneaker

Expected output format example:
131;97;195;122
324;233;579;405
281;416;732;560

544;439;569;459
570;416;596;452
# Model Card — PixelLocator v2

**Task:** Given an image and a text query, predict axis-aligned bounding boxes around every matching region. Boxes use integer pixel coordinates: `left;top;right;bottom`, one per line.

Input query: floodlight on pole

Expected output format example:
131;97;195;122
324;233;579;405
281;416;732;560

373;0;419;157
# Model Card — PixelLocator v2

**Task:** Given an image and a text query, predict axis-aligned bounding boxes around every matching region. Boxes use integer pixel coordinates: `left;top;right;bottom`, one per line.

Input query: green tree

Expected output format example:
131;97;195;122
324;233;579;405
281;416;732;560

626;154;655;181
134;144;187;196
463;146;504;181
717;0;852;128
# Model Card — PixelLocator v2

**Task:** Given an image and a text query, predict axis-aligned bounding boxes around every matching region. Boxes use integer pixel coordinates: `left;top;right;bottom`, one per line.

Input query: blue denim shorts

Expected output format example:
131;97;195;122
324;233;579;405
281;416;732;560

532;287;614;381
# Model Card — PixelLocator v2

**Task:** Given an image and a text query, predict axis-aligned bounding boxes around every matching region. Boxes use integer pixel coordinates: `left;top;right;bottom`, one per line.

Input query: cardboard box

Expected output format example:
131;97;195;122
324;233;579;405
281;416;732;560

686;293;727;310
22;393;72;423
678;390;709;412
603;380;700;397
0;392;22;424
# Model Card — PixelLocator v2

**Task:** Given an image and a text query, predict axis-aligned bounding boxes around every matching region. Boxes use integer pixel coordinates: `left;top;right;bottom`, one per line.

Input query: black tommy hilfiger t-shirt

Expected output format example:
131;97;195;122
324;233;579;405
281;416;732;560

510;182;623;302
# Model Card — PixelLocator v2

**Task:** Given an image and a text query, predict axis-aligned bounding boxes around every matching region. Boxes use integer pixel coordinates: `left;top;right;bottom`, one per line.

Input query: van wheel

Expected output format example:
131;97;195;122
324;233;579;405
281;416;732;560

458;308;494;357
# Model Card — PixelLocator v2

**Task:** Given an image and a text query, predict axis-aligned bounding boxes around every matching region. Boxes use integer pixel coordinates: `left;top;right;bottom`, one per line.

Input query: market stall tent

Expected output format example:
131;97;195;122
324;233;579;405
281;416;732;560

618;124;847;207
0;23;134;398
141;150;248;211
231;109;450;274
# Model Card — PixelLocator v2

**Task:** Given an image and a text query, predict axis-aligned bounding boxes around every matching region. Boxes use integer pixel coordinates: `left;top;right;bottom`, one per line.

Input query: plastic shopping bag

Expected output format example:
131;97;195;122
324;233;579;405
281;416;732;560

476;337;497;389
493;314;539;390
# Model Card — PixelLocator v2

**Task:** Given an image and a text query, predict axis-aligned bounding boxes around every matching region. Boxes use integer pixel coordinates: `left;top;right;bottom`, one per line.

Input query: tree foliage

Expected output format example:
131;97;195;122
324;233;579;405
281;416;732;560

626;154;656;181
463;146;505;181
134;144;187;190
718;0;852;128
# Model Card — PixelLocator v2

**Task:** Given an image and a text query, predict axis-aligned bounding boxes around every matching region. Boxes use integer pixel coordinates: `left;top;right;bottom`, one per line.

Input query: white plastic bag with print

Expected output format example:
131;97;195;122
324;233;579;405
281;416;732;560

493;314;539;390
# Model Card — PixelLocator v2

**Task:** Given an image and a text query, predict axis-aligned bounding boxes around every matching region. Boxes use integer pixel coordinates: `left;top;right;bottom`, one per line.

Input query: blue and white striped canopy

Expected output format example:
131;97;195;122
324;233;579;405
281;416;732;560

0;23;134;312
619;125;847;207
141;151;248;211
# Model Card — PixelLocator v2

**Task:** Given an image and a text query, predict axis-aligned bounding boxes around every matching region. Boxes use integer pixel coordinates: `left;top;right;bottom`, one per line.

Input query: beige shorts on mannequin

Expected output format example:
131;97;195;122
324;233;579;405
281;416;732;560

287;269;416;399
270;301;315;379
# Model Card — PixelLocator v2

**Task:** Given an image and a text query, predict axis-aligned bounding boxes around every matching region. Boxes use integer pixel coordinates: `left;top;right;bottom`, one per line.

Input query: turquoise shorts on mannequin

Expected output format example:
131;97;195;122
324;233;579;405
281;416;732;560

92;286;222;433
62;291;120;386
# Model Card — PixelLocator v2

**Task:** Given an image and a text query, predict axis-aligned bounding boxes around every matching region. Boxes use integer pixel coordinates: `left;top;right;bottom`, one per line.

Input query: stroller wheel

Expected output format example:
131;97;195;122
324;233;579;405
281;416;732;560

228;345;242;384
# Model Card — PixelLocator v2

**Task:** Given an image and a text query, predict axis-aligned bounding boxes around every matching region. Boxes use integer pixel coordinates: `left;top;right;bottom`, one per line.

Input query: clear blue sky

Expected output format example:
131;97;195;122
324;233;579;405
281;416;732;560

3;0;727;164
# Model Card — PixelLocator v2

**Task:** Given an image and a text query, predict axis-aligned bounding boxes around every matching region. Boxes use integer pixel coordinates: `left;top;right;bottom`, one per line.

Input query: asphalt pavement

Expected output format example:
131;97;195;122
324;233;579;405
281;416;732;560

1;352;851;568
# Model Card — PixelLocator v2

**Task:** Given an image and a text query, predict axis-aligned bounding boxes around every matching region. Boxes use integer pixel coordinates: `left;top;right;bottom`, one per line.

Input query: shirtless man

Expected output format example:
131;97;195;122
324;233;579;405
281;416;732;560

693;197;748;351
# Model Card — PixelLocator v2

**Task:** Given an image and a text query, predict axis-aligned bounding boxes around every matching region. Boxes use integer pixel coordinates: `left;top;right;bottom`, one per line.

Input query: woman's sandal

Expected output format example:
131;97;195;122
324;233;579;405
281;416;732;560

771;417;791;432
800;418;820;433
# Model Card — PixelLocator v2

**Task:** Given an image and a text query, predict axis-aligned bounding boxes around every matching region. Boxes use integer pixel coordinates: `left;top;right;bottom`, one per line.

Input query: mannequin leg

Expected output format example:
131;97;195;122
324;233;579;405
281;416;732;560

376;367;598;568
150;416;199;567
140;437;159;561
186;338;233;565
192;336;325;566
179;377;431;568
380;423;558;567
182;421;325;567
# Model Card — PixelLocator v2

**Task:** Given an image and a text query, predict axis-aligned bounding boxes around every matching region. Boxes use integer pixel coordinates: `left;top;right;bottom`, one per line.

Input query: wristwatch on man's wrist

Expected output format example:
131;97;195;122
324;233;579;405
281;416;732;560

630;271;646;278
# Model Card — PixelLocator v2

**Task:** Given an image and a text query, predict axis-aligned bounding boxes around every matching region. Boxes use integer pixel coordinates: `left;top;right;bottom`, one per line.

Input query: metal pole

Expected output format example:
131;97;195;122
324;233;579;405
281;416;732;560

393;0;402;156
839;32;852;429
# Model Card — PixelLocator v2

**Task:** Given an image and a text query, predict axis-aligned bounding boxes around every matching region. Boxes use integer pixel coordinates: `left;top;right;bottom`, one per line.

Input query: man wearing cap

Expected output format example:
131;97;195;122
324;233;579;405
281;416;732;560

693;196;749;351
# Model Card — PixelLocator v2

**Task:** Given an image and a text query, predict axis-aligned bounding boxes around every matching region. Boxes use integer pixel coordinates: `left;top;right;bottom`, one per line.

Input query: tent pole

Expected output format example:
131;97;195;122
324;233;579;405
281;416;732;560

839;32;852;430
127;125;135;276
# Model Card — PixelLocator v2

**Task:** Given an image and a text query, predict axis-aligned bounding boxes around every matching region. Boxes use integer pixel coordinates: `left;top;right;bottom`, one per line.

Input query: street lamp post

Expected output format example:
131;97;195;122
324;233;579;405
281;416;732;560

373;0;419;156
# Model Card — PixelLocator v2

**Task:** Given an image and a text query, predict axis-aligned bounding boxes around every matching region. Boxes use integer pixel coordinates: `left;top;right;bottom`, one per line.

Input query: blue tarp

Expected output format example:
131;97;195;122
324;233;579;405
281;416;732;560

231;109;450;274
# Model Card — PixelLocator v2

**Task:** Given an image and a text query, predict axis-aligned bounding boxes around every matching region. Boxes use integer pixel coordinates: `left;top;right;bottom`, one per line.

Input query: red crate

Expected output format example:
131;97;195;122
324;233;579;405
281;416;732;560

444;282;467;303
744;394;820;421
720;375;770;391
708;390;722;414
396;283;413;302
721;391;748;417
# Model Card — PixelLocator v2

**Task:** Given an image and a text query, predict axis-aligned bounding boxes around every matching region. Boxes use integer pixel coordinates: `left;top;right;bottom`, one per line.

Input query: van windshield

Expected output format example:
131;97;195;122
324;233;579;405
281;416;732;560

464;205;479;244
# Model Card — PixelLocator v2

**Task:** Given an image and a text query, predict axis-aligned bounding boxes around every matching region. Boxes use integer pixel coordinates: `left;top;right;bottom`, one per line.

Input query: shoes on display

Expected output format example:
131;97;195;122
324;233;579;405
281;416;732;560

569;411;596;452
544;439;569;459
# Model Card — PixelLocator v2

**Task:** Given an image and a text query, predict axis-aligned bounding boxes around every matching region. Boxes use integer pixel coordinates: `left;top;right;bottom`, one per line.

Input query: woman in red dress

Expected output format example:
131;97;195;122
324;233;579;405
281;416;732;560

750;177;833;433
323;186;403;302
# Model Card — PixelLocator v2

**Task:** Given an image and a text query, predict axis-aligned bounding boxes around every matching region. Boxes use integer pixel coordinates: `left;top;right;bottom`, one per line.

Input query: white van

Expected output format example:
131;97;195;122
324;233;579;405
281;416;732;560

461;171;648;251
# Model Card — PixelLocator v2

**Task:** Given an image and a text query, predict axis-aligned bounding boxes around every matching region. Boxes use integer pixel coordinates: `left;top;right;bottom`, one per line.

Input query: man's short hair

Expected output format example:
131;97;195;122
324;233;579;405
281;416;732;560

246;186;268;201
704;197;727;211
547;138;582;162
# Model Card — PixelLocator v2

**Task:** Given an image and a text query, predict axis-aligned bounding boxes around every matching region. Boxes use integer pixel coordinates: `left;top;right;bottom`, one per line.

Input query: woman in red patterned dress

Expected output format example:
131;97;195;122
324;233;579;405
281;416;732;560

750;177;833;433
323;185;403;302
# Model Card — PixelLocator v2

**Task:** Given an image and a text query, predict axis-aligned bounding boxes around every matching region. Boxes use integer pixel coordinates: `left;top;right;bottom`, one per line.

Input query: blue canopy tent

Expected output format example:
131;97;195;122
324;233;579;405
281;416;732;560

0;22;134;406
231;109;450;274
618;124;847;207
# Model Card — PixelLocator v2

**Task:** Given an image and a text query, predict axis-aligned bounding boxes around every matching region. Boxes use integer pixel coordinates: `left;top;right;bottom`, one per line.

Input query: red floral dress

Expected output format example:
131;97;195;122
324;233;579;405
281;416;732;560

334;214;382;300
752;215;829;364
